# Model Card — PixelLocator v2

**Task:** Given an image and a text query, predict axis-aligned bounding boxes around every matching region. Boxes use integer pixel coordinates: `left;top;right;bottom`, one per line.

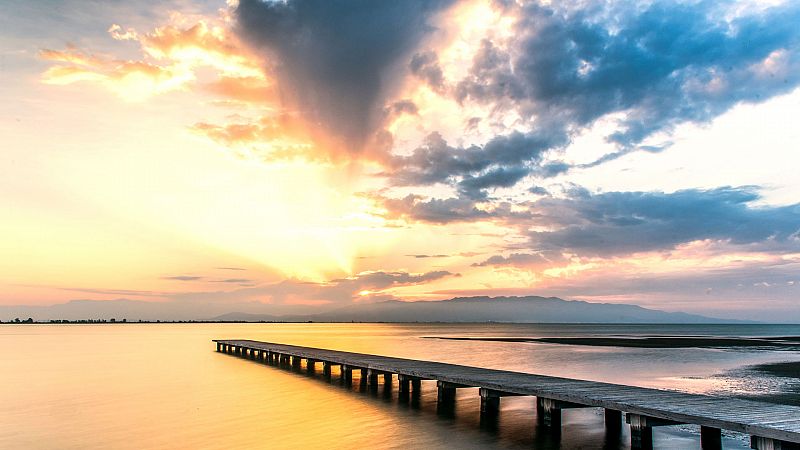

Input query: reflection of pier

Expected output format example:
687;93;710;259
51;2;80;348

214;340;800;449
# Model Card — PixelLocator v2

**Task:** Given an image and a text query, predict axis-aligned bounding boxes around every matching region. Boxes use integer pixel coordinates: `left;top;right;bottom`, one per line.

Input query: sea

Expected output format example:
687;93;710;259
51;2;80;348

2;323;799;449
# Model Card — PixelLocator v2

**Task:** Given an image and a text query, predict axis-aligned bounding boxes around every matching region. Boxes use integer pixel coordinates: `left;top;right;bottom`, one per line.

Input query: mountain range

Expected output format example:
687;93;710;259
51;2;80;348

1;295;748;323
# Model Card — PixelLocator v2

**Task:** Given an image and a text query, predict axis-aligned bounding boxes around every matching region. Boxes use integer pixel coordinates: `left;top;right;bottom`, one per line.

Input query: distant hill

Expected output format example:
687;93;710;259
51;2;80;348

1;295;749;323
211;296;748;324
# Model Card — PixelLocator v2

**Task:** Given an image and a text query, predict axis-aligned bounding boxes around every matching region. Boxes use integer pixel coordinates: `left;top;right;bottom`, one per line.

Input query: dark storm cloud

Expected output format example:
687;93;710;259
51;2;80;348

409;50;445;92
390;130;567;193
393;0;800;194
386;99;419;117
458;1;800;149
381;194;535;224
458;166;529;199
235;0;454;150
529;187;800;256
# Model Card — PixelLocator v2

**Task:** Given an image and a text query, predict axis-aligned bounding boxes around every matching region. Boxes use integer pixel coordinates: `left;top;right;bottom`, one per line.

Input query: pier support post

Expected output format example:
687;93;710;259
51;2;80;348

605;409;623;433
750;436;800;450
307;359;316;374
437;382;457;405
437;381;469;415
627;414;684;450
383;373;392;385
397;375;423;403
629;415;653;450
341;365;353;385
537;398;562;428
536;398;592;430
398;375;410;395
323;362;332;378
292;356;301;370
479;388;501;417
411;378;421;393
365;369;380;391
701;426;722;449
216;342;221;352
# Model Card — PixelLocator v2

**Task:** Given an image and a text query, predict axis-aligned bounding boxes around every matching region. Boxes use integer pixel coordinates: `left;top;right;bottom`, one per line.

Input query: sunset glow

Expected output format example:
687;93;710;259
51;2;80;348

2;0;800;321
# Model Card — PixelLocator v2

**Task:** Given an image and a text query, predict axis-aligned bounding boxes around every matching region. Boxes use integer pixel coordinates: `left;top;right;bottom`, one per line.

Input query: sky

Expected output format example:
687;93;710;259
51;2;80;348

1;0;799;321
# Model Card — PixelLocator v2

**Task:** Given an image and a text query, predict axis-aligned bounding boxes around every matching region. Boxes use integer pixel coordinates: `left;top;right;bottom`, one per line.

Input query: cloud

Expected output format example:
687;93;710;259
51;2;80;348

386;99;419;118
212;278;253;284
472;252;562;269
389;130;566;193
248;269;459;304
41;18;265;102
40;48;192;101
383;0;800;192
409;50;445;92
379;193;534;224
529;186;800;256
234;0;456;153
189;114;316;160
456;1;800;149
458;166;529;199
162;275;204;281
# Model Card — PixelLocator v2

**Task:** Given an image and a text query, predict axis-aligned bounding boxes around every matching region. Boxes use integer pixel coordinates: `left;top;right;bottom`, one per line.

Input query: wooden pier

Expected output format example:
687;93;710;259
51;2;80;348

214;339;800;449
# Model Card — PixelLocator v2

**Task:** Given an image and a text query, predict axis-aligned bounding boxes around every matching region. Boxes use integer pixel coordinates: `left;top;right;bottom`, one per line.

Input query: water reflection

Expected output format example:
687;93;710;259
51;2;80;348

2;323;797;449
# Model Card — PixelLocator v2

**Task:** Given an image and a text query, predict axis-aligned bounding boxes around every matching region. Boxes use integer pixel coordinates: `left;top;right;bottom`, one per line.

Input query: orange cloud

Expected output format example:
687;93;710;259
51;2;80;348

139;21;264;78
190;114;319;161
40;15;267;103
204;75;276;105
41;48;192;101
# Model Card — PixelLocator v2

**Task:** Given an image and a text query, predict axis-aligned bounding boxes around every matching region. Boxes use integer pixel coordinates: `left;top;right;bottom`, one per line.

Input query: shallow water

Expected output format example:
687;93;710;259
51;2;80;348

2;323;799;449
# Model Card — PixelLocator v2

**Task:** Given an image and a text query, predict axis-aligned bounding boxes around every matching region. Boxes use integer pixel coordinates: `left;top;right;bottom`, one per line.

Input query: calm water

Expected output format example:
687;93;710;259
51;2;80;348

2;323;800;449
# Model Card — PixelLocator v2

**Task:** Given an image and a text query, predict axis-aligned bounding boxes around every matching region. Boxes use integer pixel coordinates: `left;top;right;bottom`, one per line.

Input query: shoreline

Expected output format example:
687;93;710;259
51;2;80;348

426;335;800;349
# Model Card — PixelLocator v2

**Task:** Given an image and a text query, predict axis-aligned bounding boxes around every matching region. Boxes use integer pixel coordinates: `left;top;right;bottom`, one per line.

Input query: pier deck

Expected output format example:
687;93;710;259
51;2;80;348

214;339;800;449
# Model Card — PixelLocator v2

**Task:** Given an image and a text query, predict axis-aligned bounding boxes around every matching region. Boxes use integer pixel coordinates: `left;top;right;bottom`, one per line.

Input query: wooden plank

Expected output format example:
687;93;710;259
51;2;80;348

213;339;800;443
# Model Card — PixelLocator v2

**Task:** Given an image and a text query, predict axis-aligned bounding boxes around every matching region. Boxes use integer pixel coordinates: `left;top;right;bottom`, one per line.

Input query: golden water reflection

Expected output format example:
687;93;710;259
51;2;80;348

2;323;797;449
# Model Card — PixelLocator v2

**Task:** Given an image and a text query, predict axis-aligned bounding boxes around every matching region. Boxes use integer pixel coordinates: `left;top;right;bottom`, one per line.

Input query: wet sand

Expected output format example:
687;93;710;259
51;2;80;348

427;336;800;406
427;336;800;349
